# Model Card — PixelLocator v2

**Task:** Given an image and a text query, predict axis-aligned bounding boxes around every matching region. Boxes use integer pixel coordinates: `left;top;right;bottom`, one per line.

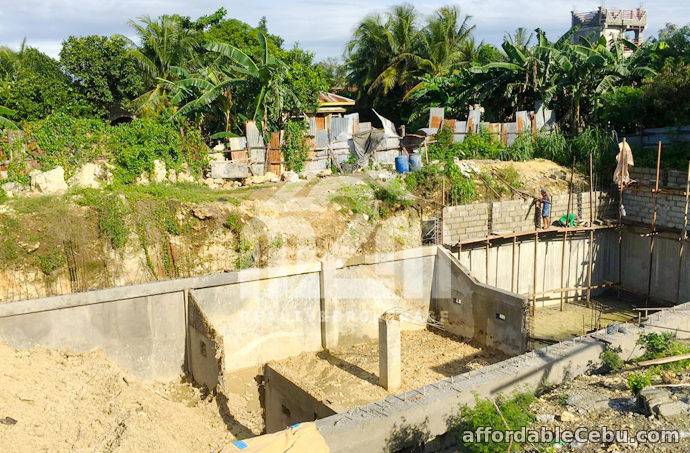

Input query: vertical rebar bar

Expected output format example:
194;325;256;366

586;154;594;308
533;229;538;316
647;141;662;307
560;158;575;311
676;161;690;304
617;138;625;299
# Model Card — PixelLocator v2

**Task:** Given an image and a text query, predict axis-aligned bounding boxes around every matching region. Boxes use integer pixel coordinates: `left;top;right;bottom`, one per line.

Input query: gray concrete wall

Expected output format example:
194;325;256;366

0;290;187;381
457;230;613;306
187;291;225;391
443;191;617;245
264;364;337;433
192;272;323;373
433;247;528;355
310;301;690;453
326;250;436;348
612;227;690;303
0;263;323;381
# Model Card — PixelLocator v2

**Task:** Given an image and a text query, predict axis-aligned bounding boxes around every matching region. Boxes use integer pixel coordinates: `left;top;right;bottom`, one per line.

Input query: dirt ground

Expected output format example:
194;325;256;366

530;370;690;452
269;328;509;411
0;342;235;452
533;294;638;343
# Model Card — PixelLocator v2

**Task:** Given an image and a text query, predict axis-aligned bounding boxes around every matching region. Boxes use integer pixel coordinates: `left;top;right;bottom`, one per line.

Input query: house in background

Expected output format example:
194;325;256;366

571;7;647;56
307;92;356;133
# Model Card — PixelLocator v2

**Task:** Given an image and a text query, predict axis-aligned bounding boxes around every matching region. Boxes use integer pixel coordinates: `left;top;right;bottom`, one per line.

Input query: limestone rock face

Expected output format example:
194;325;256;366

1;181;28;198
29;166;68;194
68;163;113;189
281;171;299;182
177;170;194;183
152;160;167;183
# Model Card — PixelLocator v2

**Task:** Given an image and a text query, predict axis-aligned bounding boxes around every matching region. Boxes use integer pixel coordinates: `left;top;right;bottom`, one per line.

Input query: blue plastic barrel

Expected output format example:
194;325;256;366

395;155;410;174
409;152;422;171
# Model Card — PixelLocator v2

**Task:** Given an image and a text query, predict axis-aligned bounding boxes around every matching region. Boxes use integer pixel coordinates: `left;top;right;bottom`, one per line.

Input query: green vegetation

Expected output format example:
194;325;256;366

281;119;309;172
627;371;653;395
333;180;413;220
450;392;535;453
600;349;624;373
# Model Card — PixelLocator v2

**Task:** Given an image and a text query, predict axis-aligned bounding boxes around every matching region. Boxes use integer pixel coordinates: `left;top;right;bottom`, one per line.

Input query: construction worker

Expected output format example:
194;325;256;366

539;189;551;229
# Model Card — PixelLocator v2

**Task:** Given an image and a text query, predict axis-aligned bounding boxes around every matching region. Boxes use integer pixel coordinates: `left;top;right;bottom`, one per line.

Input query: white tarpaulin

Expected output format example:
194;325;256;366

373;109;398;138
613;140;635;187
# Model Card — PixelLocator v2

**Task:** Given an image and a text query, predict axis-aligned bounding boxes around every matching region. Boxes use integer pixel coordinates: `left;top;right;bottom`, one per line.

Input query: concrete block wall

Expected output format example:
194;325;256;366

443;191;617;244
630;166;689;188
442;203;489;244
624;166;689;230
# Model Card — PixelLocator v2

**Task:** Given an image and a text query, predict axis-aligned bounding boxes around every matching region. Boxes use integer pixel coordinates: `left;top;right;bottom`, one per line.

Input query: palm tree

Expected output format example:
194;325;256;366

123;15;201;114
421;5;476;75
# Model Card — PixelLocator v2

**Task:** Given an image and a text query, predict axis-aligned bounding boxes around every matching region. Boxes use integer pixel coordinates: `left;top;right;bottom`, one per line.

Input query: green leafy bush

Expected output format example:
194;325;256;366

37;247;66;275
627;371;653;394
451;393;535;453
109;117;207;183
21;113;107;174
281;119;309;172
502;134;533;161
600;349;623;373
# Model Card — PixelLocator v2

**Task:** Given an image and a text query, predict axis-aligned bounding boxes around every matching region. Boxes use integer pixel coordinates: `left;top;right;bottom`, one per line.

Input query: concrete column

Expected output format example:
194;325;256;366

378;312;401;391
319;261;336;350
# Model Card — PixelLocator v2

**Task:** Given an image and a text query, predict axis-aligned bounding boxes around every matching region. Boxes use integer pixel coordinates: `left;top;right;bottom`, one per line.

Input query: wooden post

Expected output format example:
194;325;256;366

586;154;595;307
647;141;662;307
532;229;538;316
560;158;575;311
617;138;626;299
677;161;690;304
485;241;490;286
511;236;517;293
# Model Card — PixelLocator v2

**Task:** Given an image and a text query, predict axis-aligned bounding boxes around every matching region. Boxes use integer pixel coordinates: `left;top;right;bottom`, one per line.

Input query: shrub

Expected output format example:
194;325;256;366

224;212;242;234
21;113;107;175
502;133;533;161
600;349;623;373
109;117;207;183
627;371;652;394
374;179;412;217
451;392;535;453
281;119;309;172
37;247;66;275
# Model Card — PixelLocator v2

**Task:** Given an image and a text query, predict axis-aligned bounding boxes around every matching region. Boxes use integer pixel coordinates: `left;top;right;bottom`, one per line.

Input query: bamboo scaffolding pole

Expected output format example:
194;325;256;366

586;154;595;309
532;229;538;316
511;236;517;293
560;158;575;311
525;282;618;297
677;161;690;305
617;138;626;299
647;141;662;307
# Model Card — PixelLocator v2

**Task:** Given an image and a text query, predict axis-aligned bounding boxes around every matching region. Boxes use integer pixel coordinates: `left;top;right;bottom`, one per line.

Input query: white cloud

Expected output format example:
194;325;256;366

0;1;688;60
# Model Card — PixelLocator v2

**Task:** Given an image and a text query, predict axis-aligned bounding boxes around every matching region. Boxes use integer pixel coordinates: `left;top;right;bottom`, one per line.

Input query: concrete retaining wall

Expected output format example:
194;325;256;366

264;364;337;433
456;230;614;306
442;190;617;245
311;302;690;452
432;247;528;355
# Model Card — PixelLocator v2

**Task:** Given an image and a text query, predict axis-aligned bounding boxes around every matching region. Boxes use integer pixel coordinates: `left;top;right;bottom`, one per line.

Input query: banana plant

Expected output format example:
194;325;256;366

205;32;284;134
0;105;17;129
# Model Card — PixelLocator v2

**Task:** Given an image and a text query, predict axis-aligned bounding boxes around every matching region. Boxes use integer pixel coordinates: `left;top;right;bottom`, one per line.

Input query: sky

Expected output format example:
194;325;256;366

0;1;688;61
